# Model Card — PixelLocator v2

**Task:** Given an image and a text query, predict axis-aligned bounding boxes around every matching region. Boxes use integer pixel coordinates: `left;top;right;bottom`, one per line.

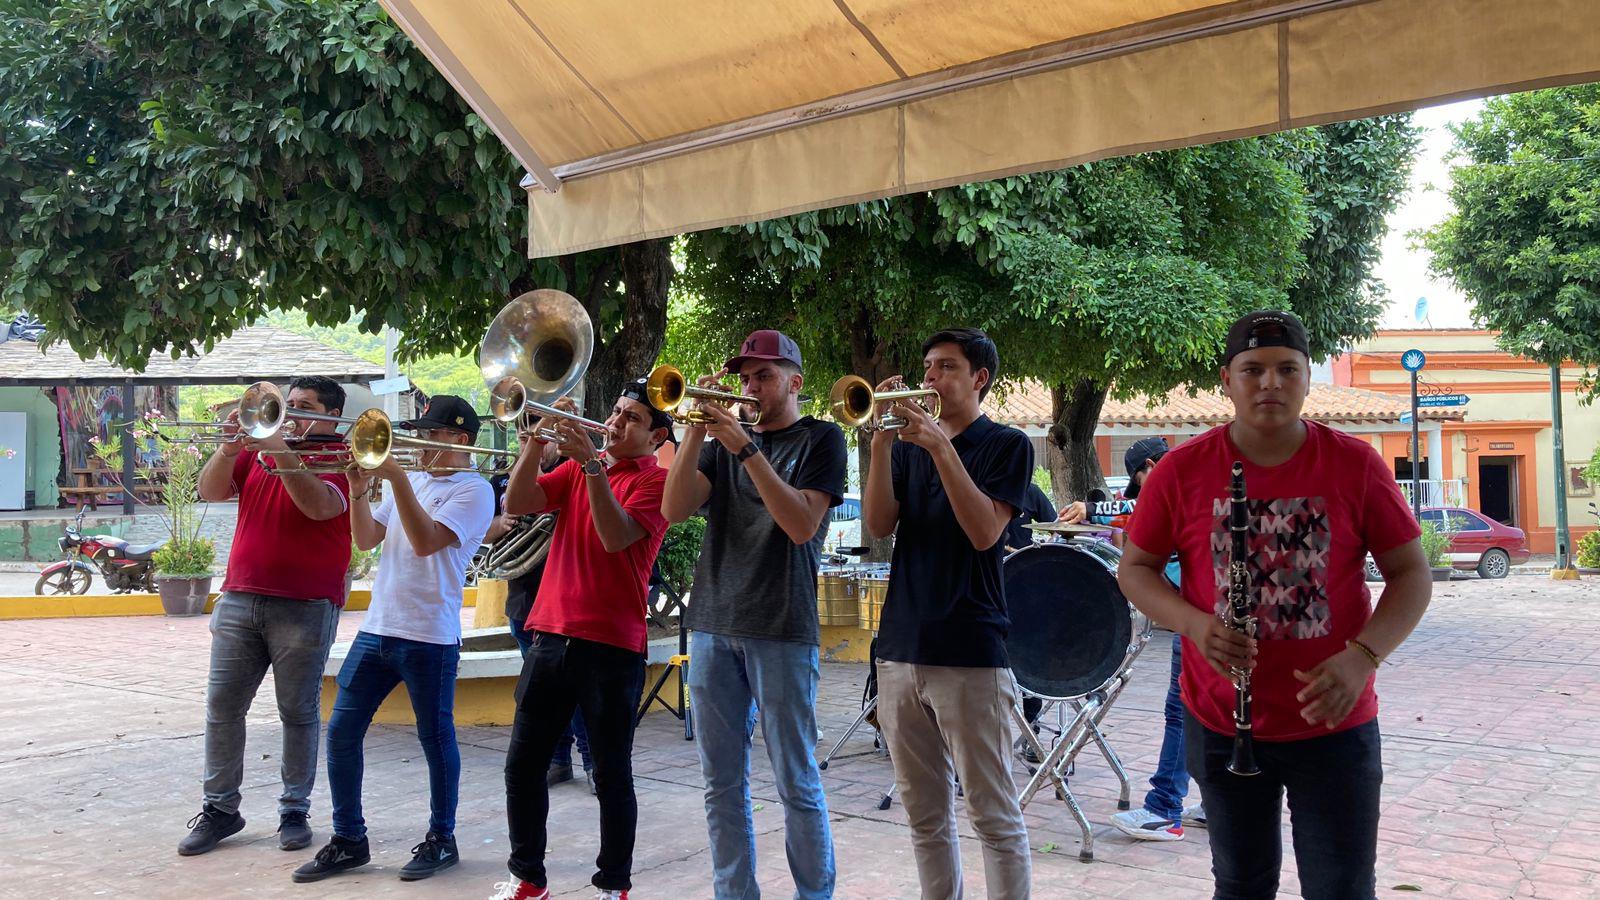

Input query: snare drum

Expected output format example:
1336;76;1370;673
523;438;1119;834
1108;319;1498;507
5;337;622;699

1003;541;1150;700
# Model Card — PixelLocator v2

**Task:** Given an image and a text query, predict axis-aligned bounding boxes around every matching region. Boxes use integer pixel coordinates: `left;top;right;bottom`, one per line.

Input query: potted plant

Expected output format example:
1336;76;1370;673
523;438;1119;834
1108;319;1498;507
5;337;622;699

1419;520;1453;582
346;540;380;604
91;413;216;614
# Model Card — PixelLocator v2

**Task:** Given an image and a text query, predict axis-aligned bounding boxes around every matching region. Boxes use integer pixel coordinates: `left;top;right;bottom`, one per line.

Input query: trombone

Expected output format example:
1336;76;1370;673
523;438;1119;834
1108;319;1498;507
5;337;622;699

156;381;290;442
480;289;608;445
645;364;762;425
829;375;942;431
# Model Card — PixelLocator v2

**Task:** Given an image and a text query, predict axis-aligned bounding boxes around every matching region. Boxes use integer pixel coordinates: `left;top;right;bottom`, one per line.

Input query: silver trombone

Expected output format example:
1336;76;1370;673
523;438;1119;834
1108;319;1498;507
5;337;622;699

480;289;609;445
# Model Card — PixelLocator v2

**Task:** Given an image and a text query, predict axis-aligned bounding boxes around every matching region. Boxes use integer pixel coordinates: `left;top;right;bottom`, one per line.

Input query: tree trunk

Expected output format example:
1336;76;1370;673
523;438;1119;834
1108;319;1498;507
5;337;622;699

578;239;673;422
1044;378;1109;504
849;309;899;562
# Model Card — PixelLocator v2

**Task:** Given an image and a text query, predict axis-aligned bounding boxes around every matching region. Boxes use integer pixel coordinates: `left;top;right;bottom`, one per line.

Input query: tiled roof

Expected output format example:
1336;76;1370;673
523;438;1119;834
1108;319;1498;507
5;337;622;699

984;380;1458;428
0;326;385;386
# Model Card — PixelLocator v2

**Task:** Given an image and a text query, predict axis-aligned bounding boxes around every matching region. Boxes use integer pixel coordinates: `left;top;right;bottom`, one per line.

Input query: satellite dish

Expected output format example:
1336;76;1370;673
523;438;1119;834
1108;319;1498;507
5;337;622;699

1414;296;1430;323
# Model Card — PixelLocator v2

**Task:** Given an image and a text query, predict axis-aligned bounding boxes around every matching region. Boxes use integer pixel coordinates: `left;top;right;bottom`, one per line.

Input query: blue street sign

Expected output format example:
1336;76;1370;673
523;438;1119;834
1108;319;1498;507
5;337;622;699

1400;411;1414;424
1401;349;1426;372
1417;393;1470;408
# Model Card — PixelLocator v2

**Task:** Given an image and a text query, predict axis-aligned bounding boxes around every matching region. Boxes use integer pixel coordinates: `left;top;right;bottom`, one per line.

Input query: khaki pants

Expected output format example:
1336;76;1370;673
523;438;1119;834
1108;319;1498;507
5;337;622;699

876;660;1032;900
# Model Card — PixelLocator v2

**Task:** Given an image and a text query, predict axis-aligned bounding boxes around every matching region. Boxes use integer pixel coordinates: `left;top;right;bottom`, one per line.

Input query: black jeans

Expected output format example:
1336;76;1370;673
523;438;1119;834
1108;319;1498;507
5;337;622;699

1186;711;1382;900
505;632;645;891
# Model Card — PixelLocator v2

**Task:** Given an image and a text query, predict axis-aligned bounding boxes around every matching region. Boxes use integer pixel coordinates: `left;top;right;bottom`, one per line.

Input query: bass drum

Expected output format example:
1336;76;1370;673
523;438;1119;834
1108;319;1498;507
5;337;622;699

1003;541;1147;700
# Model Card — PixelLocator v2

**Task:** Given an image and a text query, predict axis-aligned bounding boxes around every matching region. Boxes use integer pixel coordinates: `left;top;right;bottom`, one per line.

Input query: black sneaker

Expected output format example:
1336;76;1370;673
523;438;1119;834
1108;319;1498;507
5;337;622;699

399;832;458;881
291;835;370;883
278;811;313;851
177;804;245;856
546;761;574;787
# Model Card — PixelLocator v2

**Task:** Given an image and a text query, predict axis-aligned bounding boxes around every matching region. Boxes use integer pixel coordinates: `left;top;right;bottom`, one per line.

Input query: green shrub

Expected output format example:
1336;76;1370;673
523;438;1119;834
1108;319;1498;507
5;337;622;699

659;516;707;595
1419;520;1452;568
153;537;215;577
1578;530;1600;569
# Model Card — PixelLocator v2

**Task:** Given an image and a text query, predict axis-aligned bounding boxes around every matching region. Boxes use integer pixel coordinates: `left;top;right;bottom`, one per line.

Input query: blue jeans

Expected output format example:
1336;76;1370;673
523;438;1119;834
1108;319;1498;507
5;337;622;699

511;618;592;770
1187;712;1382;900
1143;633;1191;820
327;631;461;839
687;631;835;900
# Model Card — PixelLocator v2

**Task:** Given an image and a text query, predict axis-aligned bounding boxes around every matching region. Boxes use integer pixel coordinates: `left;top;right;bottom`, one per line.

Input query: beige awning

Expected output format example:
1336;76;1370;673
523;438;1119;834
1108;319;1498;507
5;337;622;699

379;0;1600;258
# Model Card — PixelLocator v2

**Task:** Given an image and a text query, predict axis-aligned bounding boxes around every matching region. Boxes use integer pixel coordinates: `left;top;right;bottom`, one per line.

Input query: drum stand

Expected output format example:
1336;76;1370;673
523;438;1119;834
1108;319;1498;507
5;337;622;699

1013;671;1137;862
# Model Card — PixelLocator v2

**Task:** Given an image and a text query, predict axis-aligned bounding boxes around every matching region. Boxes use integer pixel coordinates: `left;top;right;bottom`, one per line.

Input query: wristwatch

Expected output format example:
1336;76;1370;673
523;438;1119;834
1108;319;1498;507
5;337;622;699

581;457;605;477
734;442;761;464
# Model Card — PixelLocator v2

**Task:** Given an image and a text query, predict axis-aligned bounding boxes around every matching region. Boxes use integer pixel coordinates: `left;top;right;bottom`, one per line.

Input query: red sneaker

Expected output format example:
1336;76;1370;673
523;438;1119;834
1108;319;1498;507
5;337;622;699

487;877;549;900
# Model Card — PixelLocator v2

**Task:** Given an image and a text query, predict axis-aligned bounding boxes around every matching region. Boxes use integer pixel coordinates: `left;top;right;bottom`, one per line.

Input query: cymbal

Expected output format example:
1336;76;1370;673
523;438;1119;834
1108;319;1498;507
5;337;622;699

1026;521;1108;534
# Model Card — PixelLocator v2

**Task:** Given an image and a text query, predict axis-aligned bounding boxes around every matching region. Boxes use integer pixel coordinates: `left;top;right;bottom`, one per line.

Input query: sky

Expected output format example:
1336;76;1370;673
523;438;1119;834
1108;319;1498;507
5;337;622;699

1372;98;1487;329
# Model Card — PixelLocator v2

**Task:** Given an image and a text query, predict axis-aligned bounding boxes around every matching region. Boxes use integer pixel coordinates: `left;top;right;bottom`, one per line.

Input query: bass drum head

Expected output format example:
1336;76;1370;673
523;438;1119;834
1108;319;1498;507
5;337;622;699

1004;542;1132;699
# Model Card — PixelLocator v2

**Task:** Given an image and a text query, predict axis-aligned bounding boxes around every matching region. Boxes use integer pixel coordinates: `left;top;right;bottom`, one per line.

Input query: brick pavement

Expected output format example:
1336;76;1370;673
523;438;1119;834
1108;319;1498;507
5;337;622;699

2;576;1598;898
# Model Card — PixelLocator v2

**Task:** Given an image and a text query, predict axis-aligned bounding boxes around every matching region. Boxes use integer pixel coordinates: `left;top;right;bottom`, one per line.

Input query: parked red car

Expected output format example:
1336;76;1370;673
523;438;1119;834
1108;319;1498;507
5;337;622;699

1365;506;1530;580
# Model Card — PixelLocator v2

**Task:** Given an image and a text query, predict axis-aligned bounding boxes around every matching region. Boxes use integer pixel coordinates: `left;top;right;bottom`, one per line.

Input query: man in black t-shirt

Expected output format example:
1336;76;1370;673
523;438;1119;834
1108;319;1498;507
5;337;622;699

862;327;1033;899
1002;482;1057;552
662;330;847;899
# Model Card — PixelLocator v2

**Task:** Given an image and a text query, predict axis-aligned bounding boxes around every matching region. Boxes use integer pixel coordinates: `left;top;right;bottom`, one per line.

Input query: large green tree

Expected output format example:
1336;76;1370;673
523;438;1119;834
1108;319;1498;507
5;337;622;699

1421;85;1600;398
674;116;1418;503
0;0;669;420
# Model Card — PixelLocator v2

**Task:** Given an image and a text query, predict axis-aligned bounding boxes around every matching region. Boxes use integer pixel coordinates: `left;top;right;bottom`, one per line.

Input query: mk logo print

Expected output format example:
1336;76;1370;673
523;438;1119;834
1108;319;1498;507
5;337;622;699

1210;495;1332;640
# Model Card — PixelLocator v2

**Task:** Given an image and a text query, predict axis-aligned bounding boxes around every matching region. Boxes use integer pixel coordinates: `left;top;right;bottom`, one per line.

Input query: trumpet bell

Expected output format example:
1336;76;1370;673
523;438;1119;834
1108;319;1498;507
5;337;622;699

480;289;594;407
488;377;527;423
829;375;876;428
645;364;686;414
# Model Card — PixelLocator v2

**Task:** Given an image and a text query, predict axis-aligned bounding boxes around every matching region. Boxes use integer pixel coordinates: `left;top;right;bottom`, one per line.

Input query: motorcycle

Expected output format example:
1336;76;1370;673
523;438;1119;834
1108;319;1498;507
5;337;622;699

34;506;165;595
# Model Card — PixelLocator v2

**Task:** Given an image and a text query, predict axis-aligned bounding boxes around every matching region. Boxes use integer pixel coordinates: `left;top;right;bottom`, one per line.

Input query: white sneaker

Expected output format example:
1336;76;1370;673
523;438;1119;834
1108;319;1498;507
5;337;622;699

1182;803;1207;828
1110;808;1184;841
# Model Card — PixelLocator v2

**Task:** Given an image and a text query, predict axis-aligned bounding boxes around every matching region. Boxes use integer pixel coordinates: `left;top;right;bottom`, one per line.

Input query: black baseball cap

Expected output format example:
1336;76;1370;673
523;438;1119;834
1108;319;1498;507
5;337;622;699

1222;310;1311;367
402;395;480;439
1122;437;1169;499
619;378;678;444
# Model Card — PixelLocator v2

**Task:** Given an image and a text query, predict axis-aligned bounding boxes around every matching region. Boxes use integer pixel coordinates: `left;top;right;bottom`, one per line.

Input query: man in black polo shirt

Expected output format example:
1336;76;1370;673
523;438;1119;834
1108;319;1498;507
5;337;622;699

662;329;847;899
862;327;1034;899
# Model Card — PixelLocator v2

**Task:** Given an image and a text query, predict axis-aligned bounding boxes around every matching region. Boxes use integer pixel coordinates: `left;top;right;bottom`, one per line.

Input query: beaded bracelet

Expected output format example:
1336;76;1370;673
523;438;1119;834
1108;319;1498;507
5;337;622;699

1346;638;1382;668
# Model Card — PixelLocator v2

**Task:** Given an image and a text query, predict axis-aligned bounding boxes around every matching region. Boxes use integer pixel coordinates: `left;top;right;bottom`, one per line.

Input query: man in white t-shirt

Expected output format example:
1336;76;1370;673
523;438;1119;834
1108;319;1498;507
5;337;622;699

293;395;494;885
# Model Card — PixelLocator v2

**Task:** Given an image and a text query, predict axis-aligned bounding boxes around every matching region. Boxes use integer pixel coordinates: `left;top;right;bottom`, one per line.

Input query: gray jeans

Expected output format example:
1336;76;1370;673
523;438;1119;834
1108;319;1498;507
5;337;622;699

203;591;338;816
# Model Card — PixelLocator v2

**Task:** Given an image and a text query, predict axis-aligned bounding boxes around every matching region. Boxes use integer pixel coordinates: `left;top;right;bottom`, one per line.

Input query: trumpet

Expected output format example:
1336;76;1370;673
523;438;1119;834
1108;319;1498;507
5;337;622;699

645;364;762;425
829;375;942;431
480;289;608;445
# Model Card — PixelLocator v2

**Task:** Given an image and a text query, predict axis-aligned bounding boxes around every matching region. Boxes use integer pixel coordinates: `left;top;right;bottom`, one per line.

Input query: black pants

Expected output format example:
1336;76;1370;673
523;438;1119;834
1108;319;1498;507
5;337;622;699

1186;710;1382;900
505;632;645;892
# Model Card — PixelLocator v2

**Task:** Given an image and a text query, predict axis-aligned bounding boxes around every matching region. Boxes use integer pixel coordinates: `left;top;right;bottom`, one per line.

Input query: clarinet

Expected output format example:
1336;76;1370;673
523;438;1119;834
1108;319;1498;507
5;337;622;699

1223;462;1261;777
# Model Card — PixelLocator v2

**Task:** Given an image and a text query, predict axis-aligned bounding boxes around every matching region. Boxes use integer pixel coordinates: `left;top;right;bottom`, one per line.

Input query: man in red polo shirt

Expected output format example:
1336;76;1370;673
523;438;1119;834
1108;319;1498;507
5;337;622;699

492;379;672;900
181;375;352;857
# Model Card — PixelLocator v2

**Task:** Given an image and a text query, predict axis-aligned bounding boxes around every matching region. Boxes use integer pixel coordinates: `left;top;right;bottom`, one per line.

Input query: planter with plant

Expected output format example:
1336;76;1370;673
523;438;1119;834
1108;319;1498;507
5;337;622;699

1419;520;1453;582
1578;530;1600;572
92;414;216;615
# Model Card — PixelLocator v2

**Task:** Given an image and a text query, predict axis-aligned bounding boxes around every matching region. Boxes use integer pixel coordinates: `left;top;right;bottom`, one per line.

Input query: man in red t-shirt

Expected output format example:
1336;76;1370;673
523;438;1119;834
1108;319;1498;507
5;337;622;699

179;376;353;858
1119;311;1432;900
493;380;672;900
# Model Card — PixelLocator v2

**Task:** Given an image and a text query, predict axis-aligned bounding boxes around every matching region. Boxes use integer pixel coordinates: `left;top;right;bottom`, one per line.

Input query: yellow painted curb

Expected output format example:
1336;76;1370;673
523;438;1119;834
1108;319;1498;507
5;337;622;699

0;587;478;620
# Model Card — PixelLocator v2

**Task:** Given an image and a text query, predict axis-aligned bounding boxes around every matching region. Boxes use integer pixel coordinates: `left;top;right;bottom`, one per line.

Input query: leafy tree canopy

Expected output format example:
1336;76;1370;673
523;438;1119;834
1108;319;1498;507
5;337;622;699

1421;85;1600;397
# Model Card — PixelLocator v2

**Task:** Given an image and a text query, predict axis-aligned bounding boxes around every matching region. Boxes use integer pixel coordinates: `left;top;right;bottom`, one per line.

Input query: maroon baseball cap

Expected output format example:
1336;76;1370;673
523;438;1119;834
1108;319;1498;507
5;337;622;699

725;330;802;373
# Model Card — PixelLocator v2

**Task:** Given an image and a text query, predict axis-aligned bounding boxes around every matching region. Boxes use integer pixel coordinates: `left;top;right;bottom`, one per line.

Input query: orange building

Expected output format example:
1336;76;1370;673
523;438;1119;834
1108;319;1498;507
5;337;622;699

1333;329;1597;554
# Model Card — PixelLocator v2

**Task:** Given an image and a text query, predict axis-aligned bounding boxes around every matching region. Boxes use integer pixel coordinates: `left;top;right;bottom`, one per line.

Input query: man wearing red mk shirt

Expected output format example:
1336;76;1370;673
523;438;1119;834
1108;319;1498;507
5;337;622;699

492;379;673;900
181;376;352;857
1119;311;1432;900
